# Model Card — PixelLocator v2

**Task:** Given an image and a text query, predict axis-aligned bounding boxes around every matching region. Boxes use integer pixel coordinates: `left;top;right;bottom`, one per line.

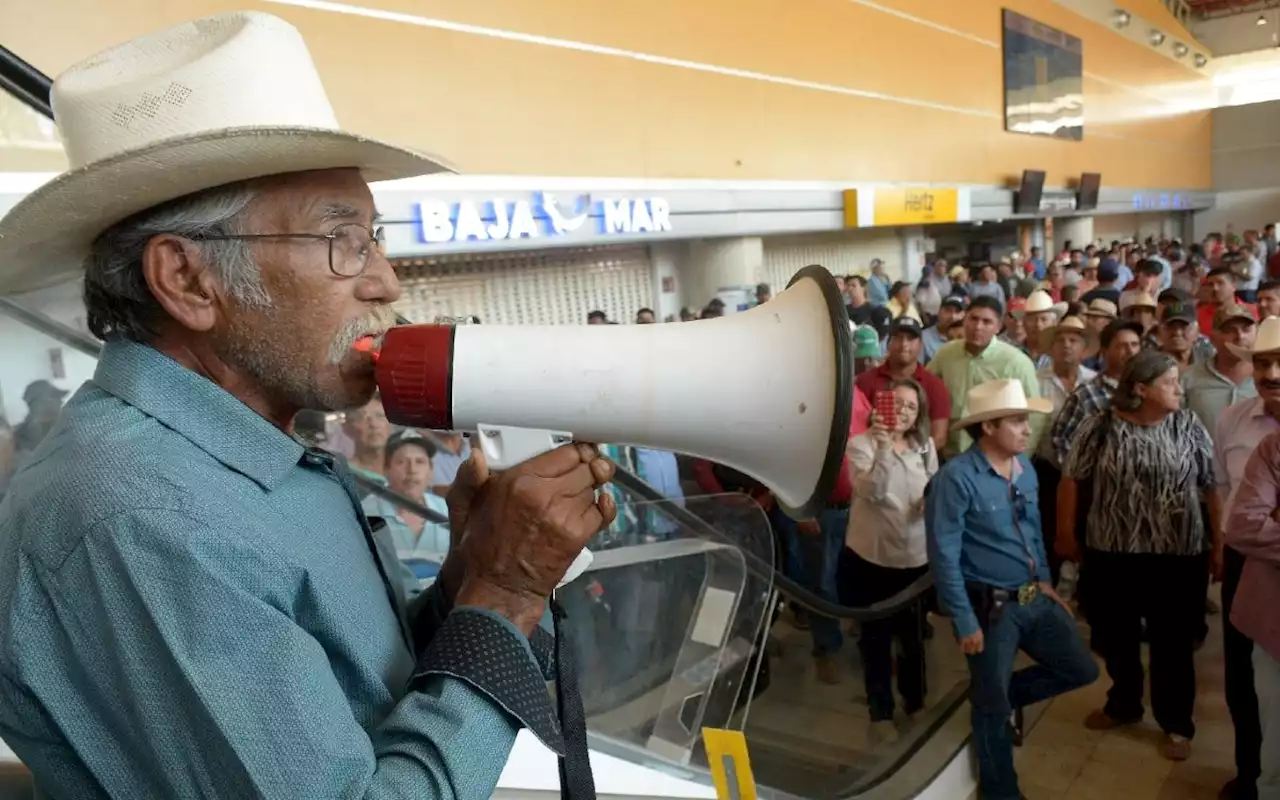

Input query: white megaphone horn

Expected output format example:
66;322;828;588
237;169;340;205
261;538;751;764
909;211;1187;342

371;265;854;582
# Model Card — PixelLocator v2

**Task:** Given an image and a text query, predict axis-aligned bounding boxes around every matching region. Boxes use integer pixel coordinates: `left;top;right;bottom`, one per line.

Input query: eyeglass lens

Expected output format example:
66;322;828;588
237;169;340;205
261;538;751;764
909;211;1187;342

330;223;387;276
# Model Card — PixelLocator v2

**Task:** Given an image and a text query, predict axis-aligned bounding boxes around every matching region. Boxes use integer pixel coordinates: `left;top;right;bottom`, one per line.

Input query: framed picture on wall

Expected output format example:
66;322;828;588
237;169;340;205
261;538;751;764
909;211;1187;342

1002;9;1084;141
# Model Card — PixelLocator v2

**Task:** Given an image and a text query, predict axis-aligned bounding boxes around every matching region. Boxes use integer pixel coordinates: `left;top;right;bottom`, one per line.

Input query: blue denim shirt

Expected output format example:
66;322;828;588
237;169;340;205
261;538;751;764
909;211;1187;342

925;445;1050;638
0;341;537;799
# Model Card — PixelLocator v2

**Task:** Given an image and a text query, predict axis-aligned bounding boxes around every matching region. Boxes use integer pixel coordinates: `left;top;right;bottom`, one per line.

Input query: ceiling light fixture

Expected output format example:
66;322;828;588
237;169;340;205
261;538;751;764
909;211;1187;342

1194;53;1209;68
1113;9;1131;27
1259;14;1269;26
1149;29;1166;46
1174;42;1189;56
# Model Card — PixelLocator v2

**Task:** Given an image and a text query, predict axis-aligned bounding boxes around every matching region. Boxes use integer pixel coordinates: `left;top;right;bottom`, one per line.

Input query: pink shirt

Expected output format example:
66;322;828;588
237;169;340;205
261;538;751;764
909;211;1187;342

1226;429;1280;661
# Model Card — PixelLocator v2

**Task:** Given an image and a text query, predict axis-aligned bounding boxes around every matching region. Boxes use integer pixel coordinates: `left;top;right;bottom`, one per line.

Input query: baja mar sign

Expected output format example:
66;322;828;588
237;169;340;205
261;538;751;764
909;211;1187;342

413;192;673;245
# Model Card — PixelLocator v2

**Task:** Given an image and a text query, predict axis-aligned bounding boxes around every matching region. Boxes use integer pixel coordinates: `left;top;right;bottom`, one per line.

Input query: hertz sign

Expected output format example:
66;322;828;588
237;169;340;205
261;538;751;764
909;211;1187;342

873;187;960;226
841;187;962;227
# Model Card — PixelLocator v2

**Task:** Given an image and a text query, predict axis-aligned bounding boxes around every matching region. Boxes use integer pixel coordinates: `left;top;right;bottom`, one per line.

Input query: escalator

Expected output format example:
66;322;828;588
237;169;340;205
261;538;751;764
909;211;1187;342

0;45;994;800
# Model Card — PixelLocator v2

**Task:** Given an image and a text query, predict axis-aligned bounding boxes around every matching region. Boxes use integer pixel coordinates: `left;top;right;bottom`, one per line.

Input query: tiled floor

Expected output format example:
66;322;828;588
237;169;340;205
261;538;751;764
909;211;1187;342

1017;585;1237;800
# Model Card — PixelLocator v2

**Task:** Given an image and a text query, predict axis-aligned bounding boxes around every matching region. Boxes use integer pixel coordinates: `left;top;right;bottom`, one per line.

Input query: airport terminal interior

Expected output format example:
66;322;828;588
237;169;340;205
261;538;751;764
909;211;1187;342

8;0;1280;799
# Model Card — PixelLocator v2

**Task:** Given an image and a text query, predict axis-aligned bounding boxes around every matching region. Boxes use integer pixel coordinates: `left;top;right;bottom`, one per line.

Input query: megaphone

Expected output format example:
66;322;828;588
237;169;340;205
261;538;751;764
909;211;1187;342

373;265;853;578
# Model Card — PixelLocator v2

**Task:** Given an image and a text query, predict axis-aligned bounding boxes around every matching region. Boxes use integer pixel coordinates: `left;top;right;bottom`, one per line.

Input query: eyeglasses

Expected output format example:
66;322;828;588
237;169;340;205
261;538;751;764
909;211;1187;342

186;222;387;278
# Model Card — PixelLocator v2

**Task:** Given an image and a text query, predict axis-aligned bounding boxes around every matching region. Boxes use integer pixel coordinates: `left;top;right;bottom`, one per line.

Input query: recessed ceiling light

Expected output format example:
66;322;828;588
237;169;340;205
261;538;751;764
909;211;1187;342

1174;42;1189;56
1194;53;1209;68
1259;14;1269;26
1150;29;1166;46
1114;9;1131;27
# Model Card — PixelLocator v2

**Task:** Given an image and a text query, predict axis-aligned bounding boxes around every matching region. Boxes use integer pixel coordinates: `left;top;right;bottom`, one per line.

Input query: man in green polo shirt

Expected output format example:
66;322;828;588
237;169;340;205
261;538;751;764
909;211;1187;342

927;295;1045;458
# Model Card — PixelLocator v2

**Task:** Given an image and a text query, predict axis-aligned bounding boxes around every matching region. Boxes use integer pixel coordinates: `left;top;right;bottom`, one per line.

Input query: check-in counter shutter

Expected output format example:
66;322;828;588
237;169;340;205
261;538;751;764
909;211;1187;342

393;245;654;325
760;230;903;293
1092;213;1177;245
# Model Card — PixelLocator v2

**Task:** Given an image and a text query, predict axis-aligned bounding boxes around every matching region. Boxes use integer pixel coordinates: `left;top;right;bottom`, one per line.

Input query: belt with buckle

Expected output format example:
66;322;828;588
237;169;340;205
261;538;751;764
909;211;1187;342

992;583;1040;606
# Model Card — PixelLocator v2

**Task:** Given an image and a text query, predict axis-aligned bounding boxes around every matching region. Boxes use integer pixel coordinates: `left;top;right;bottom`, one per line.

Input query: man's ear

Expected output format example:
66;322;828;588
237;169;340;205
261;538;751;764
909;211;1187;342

141;235;221;333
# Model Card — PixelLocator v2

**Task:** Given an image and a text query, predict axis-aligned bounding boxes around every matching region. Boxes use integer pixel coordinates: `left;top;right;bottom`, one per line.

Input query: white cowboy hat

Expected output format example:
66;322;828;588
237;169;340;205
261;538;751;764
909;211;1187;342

1119;290;1158;313
955;379;1053;428
1081;298;1119;320
1037;314;1098;351
1228;316;1280;359
0;11;452;295
1012;289;1068;320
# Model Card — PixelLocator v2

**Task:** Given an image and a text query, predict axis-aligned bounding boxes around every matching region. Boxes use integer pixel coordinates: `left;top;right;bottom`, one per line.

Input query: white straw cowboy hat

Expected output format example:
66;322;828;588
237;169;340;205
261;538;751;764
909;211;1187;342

0;11;452;296
1119;291;1158;313
1228;316;1280;359
1037;314;1098;351
955;379;1052;428
1012;289;1068;320
1081;298;1119;320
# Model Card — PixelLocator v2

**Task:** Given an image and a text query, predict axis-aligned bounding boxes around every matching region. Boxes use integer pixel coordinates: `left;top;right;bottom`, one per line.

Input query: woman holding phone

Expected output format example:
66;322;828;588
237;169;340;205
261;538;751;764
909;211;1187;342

840;379;939;734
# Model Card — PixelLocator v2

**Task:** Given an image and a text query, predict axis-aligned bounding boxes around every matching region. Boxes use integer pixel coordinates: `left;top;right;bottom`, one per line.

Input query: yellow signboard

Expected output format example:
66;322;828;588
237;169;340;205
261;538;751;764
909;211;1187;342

702;728;757;800
842;189;859;228
872;187;960;227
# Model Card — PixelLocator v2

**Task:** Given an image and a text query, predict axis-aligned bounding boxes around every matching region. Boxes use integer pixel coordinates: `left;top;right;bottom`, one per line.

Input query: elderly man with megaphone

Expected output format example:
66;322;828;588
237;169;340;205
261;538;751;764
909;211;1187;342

0;11;861;800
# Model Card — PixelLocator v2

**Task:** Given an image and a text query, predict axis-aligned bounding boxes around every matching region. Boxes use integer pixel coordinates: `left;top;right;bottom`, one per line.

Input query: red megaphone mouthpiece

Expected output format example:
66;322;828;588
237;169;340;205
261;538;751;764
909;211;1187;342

369;325;457;430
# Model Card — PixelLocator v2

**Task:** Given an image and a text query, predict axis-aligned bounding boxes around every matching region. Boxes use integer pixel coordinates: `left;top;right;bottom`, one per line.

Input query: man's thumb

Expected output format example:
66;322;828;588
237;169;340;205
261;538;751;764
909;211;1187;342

447;448;488;511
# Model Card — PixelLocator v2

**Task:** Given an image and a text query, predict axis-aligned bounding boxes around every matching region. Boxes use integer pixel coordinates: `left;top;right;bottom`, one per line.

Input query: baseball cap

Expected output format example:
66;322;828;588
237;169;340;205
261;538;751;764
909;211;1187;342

941;295;966;311
853;325;881;359
1158;287;1192;306
1160;300;1196;325
888;317;923;338
1098;258;1120;283
385;428;438;462
23;379;67;405
1214;303;1257;331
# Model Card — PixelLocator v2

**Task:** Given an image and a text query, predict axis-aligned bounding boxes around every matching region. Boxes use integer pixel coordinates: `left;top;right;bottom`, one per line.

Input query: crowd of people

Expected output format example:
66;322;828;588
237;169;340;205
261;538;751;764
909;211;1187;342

592;229;1280;799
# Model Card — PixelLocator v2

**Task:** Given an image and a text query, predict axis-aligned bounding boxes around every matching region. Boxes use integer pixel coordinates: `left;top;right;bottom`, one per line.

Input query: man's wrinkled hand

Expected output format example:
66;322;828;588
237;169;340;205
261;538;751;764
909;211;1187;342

451;443;617;632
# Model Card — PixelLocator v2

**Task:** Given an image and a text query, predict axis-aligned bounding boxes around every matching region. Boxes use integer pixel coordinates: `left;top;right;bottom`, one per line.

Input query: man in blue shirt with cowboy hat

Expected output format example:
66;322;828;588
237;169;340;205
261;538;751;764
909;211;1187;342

927;379;1098;800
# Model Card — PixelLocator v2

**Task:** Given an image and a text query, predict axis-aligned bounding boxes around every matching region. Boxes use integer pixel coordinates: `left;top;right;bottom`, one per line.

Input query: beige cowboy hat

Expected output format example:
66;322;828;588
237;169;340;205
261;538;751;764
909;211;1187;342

1119;291;1157;313
1081;298;1119;320
1227;316;1280;359
1038;314;1099;351
0;11;452;296
955;379;1053;428
1012;289;1068;320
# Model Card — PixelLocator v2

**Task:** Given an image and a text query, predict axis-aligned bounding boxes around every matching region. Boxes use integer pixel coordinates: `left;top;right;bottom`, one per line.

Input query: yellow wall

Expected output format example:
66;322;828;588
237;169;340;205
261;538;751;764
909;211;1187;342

0;0;1211;188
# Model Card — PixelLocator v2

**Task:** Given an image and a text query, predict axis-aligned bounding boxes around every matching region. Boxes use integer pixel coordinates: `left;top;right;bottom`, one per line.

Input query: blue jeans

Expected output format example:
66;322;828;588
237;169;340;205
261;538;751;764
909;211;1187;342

772;506;847;656
804;508;849;657
966;594;1099;800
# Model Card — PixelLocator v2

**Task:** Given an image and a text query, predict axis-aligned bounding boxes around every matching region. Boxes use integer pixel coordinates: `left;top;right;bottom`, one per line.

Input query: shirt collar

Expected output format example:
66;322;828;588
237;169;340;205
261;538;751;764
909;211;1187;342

93;340;305;491
964;444;1023;480
1250;396;1272;419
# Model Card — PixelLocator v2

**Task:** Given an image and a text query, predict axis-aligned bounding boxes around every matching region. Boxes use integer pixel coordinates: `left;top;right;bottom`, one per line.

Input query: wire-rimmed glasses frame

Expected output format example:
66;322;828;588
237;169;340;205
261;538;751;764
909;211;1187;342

185;222;387;277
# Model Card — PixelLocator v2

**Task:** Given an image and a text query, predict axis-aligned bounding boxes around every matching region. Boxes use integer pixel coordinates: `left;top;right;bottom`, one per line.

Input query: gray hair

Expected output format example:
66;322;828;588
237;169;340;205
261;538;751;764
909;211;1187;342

1111;349;1178;413
83;181;270;341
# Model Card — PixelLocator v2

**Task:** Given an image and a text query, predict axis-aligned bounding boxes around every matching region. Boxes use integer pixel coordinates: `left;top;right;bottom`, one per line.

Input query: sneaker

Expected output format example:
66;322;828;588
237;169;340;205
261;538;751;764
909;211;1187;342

1084;709;1142;730
814;656;841;685
1161;733;1192;761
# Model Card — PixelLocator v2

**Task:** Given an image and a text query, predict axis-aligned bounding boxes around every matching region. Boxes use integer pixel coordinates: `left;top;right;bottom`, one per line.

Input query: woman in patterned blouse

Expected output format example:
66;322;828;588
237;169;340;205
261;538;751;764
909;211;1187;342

1058;350;1219;763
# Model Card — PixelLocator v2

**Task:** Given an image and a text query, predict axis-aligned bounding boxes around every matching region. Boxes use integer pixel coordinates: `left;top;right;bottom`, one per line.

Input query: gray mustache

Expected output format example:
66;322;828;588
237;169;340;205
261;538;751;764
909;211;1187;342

328;306;399;364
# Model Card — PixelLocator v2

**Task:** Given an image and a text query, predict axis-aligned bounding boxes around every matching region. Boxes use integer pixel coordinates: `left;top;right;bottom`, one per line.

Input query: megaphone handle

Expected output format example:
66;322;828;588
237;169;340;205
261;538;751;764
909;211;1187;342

474;424;595;589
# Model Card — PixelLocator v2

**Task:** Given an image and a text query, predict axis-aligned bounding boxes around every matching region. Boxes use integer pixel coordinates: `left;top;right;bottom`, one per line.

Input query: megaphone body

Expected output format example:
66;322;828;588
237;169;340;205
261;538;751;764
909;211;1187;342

374;266;854;584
